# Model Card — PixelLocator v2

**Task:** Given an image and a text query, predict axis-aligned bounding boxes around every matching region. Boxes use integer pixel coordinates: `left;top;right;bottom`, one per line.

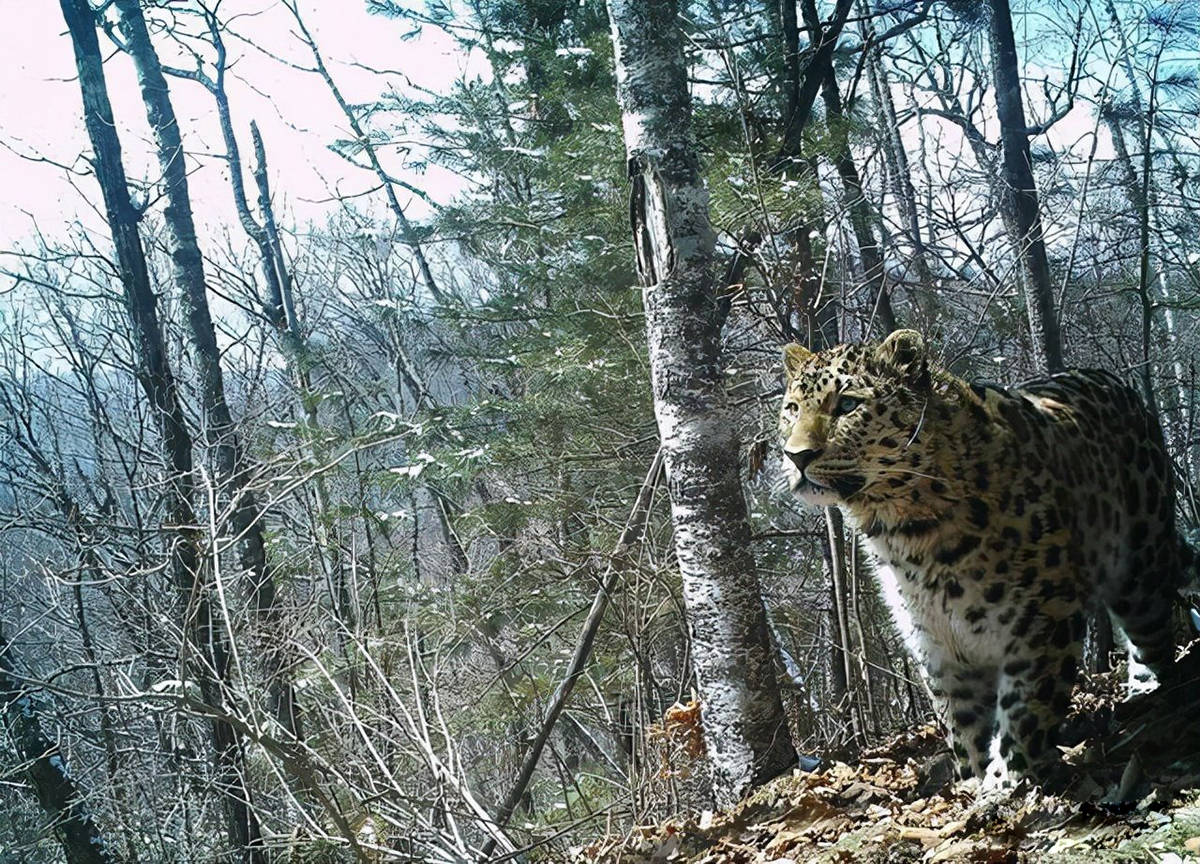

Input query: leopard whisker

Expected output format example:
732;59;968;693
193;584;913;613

820;464;952;486
867;466;952;484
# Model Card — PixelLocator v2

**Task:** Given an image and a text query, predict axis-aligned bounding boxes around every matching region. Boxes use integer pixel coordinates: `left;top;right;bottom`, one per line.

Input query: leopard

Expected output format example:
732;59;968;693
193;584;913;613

778;329;1187;784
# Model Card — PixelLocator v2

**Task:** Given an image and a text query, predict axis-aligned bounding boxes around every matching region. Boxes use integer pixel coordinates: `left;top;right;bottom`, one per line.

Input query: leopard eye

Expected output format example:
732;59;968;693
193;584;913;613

834;394;862;416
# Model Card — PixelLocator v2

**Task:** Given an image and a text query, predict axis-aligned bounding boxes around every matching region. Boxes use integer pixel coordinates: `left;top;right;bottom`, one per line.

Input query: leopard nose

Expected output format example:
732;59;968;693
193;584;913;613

785;448;821;474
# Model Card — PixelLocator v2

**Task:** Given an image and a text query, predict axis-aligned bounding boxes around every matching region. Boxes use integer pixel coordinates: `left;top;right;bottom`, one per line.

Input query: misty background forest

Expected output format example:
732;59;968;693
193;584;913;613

1;0;1198;861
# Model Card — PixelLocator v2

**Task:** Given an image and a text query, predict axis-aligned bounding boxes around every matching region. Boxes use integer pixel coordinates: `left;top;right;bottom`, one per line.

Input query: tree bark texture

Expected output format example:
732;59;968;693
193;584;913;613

987;0;1065;373
824;509;864;747
58;3;267;860
249;122;303;342
0;628;117;864
608;0;797;807
773;0;855;344
1104;109;1164;414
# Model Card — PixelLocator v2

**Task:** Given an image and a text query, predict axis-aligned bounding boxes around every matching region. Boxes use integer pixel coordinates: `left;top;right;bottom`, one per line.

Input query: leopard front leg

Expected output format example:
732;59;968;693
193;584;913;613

926;656;999;780
996;612;1083;781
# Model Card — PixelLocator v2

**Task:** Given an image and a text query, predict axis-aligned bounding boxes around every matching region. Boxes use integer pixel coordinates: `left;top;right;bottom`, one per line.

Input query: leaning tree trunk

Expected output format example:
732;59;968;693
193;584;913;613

1;626;118;864
58;3;266;861
987;0;1065;373
608;0;797;807
113;0;301;742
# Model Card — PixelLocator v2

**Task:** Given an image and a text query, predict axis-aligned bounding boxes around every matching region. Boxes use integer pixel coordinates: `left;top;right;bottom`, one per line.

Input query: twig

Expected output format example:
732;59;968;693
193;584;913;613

480;448;664;860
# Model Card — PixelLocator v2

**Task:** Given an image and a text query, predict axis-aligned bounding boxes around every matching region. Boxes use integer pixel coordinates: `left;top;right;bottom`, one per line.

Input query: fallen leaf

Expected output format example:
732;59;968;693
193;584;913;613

897;825;942;847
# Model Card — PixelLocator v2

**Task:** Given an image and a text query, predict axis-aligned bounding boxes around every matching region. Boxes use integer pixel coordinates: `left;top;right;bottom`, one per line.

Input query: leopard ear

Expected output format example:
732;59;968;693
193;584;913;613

782;343;812;379
874;329;929;387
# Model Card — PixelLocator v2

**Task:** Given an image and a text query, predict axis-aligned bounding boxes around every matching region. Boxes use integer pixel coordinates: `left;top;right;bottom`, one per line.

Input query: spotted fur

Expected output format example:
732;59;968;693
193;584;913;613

779;330;1182;782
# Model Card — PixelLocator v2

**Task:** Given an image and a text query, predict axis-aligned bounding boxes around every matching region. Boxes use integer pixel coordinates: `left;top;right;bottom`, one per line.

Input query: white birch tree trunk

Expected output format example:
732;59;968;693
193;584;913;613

607;0;797;807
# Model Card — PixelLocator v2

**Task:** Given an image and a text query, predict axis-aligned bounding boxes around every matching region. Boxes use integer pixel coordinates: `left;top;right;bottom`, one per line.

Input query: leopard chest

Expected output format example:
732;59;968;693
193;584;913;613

862;513;1077;666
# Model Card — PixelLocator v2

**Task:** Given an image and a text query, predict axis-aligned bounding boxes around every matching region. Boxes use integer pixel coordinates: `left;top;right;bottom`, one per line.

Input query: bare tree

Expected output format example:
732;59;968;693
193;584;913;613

800;0;896;335
987;0;1065;372
151;2;362;669
861;1;936;301
111;0;300;740
2;0;1195;857
57;1;267;859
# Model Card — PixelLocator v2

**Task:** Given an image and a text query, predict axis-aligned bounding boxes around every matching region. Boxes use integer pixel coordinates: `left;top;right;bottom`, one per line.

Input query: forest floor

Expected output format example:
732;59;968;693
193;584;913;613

580;652;1200;864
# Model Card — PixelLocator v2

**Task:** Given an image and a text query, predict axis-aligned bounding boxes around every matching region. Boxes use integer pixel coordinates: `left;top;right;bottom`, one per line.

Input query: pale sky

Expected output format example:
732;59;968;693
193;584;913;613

0;1;474;248
2;1;1187;286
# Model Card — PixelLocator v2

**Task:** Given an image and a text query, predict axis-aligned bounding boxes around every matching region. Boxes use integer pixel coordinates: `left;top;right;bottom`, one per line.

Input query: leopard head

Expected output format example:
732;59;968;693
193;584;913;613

779;329;932;507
